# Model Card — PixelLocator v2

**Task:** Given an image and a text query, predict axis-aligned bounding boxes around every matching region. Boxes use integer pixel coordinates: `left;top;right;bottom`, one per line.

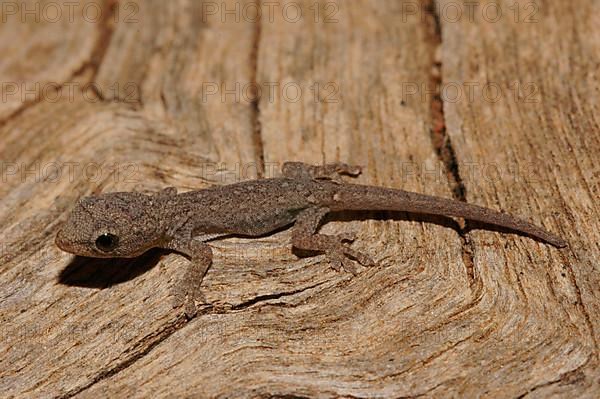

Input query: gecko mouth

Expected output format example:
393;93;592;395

55;230;68;251
55;230;82;253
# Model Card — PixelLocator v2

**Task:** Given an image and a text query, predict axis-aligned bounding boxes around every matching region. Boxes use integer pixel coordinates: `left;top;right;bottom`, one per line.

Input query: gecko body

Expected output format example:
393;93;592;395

56;162;566;317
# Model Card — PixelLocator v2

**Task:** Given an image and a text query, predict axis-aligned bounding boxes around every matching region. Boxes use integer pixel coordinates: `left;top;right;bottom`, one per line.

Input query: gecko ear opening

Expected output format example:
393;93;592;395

95;233;119;252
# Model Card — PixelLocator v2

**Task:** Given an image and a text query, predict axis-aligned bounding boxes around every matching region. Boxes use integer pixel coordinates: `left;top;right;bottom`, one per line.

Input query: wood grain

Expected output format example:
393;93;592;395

438;0;600;396
0;0;598;398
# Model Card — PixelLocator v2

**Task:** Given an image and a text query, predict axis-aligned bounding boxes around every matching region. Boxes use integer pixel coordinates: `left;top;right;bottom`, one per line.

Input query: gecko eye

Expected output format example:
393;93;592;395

95;233;119;252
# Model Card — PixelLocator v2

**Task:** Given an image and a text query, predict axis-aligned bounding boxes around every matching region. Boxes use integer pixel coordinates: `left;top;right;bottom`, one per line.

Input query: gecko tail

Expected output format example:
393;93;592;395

331;184;567;248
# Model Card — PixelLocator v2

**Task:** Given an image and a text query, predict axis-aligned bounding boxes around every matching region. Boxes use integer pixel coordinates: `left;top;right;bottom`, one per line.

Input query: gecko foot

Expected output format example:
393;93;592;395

315;163;362;179
292;208;375;276
322;234;375;275
327;246;376;275
282;162;362;181
172;285;207;319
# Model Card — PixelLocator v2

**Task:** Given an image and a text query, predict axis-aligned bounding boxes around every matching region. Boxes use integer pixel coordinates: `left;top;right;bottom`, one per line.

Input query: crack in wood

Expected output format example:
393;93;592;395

249;0;265;178
422;0;476;287
231;281;327;310
423;1;465;203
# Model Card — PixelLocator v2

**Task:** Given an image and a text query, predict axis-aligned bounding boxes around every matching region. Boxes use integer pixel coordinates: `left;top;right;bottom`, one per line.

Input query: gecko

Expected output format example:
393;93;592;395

55;161;567;317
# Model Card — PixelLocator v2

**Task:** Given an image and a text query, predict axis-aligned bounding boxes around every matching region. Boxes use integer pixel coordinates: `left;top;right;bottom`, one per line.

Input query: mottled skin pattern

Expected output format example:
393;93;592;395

56;162;567;317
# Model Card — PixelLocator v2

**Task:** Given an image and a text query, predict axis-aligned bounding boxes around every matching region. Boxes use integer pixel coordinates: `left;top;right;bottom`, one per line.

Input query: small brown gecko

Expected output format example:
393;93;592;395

56;162;566;317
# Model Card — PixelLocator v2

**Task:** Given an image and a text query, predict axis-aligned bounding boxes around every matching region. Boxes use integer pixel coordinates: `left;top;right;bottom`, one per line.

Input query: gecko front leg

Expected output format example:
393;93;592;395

168;238;213;318
291;206;375;275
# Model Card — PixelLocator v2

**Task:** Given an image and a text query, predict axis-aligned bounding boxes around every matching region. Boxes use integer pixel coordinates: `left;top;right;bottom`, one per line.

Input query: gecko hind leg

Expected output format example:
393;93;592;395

282;161;362;182
291;207;375;275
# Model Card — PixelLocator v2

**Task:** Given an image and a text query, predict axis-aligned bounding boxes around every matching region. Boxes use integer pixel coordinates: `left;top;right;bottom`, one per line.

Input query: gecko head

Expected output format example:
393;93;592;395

56;192;163;258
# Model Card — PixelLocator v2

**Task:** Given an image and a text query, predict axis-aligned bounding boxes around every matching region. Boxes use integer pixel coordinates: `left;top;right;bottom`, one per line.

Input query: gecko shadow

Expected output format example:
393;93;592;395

462;219;552;245
326;209;461;231
320;210;555;247
291;210;463;258
58;248;165;289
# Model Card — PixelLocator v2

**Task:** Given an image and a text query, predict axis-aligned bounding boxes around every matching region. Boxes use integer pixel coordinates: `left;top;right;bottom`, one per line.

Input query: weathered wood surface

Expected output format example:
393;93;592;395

1;0;598;397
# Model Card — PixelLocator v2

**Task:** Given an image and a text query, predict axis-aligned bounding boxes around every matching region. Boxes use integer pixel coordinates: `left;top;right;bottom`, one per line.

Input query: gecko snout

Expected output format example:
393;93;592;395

55;230;69;252
55;228;83;254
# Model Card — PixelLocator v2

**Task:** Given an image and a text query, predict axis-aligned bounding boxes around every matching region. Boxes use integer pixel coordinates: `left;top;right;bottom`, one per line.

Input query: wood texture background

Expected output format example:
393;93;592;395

1;0;599;397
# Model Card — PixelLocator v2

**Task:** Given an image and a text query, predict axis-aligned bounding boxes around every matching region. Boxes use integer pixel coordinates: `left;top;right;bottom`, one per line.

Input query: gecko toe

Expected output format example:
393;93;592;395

182;291;207;318
339;163;362;176
355;252;376;267
322;234;376;275
329;258;343;272
328;255;357;275
326;245;361;275
343;246;375;268
172;285;206;318
341;258;359;275
171;293;183;310
184;299;198;318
